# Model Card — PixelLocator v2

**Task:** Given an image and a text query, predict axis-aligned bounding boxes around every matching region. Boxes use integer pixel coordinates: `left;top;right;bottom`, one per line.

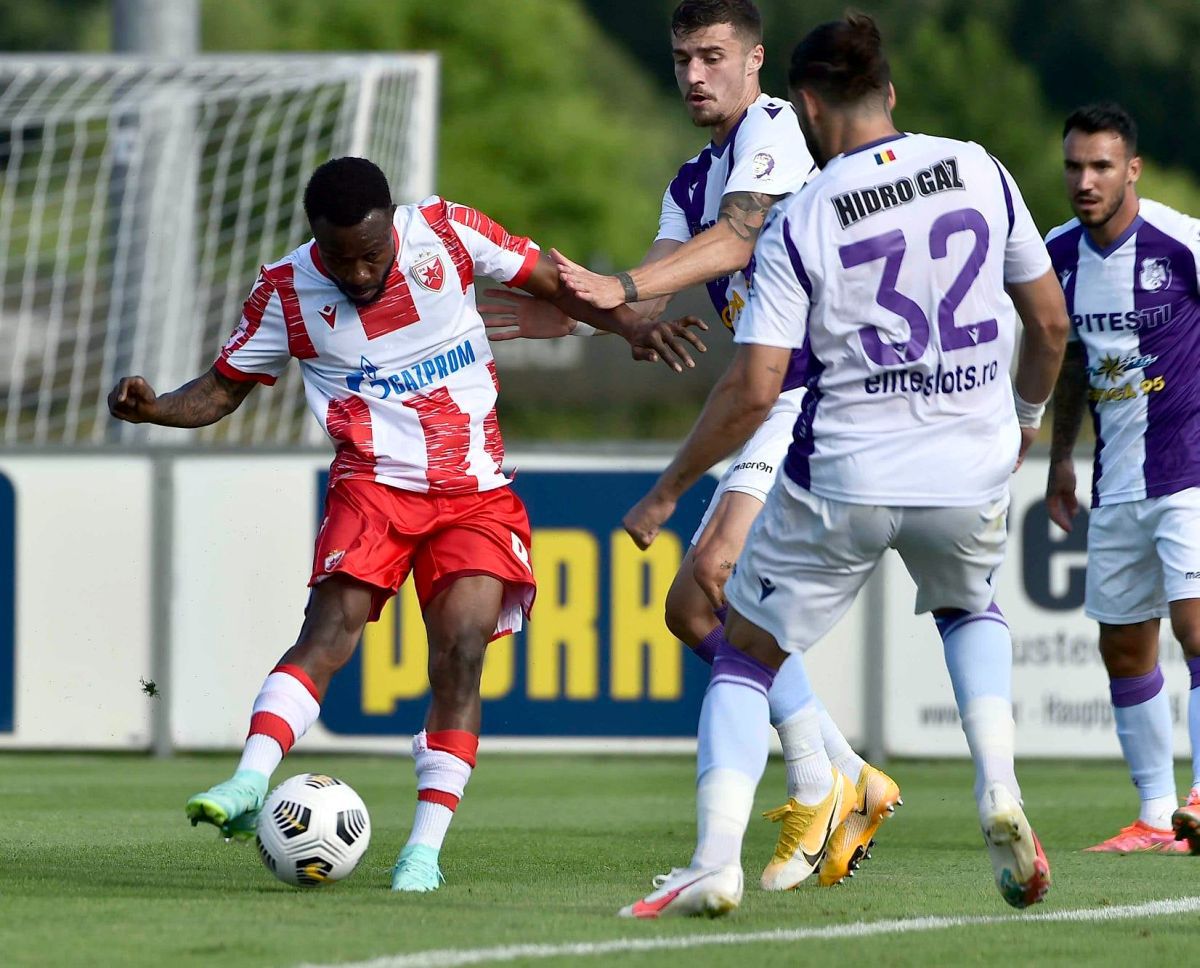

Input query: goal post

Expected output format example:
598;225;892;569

0;53;438;447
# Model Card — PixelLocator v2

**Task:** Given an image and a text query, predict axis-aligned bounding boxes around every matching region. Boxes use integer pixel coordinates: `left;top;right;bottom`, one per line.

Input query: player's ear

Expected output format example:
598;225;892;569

746;42;764;75
1128;153;1142;185
886;82;897;113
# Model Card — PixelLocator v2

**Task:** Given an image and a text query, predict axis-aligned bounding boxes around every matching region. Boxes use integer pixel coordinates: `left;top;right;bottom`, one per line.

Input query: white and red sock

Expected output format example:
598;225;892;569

236;663;321;779
406;728;478;852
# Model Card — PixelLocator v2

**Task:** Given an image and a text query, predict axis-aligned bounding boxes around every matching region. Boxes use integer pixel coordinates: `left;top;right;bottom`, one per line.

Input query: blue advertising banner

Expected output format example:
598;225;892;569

319;470;717;736
0;472;14;733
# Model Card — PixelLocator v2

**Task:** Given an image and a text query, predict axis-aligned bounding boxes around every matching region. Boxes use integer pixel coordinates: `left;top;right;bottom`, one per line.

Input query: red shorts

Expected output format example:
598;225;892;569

310;479;535;635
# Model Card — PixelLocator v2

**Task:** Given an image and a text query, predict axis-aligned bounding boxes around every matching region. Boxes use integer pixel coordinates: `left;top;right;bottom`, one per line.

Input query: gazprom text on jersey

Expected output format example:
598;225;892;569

864;359;1001;396
345;338;476;399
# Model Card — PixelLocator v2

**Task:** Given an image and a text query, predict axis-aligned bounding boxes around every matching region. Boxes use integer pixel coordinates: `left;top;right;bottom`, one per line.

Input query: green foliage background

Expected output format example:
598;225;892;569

3;0;1199;440
5;0;1199;275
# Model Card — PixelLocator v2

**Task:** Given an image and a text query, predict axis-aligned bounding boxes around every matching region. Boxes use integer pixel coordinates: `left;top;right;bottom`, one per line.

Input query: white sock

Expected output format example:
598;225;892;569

961;696;1020;806
1111;667;1176;811
407;801;456;851
238;664;321;779
237;733;284;779
778;704;834;803
406;729;477;852
692;768;757;869
814;699;865;784
938;607;1020;807
692;648;775;869
1140;794;1177;830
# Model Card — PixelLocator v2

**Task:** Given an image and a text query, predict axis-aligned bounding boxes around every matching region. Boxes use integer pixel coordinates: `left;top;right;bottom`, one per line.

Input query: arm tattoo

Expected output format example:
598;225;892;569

718;191;784;243
1048;342;1088;462
616;271;639;303
154;367;254;428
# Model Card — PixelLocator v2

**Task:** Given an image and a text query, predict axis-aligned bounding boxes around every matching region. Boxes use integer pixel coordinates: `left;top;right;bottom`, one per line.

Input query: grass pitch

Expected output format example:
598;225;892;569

3;754;1199;967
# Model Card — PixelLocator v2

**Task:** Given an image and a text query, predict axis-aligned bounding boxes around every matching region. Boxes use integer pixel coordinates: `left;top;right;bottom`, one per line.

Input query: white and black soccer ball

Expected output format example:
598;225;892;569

255;773;371;887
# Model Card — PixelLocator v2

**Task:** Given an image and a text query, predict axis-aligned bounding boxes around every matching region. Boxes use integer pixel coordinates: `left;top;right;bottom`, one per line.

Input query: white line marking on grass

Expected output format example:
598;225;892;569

299;895;1200;968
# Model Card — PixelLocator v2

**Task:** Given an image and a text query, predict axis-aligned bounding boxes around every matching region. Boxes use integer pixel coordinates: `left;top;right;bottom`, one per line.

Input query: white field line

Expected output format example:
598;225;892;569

298;895;1200;968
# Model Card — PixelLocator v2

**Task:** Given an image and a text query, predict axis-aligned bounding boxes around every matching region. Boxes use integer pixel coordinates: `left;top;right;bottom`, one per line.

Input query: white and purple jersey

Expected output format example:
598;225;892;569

656;93;813;360
735;133;1051;506
1047;199;1200;507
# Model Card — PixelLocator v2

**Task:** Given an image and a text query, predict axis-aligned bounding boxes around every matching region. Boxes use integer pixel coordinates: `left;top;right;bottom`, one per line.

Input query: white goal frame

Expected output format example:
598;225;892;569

0;53;438;447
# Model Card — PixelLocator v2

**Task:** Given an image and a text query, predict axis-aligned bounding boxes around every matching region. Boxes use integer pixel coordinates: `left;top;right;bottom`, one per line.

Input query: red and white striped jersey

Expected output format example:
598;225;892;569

216;196;539;494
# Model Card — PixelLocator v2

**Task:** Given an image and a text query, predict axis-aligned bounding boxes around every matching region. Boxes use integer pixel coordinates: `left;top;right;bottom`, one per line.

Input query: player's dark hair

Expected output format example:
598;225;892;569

1063;102;1138;154
671;0;763;46
303;157;393;227
787;12;890;106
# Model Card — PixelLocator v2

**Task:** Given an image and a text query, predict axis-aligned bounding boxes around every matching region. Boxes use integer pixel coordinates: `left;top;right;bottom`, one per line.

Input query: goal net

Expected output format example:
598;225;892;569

0;54;437;446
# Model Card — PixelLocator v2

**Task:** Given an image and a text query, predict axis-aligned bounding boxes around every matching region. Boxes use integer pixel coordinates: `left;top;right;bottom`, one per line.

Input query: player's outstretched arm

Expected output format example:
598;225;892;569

623;343;788;550
1044;341;1087;532
478;240;685;341
1008;269;1071;471
108;366;256;428
553;191;782;309
520;251;707;372
478;288;576;341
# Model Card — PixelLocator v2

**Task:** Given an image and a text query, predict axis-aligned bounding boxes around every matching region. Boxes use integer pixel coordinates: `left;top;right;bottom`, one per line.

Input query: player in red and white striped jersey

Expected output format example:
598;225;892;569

108;157;703;893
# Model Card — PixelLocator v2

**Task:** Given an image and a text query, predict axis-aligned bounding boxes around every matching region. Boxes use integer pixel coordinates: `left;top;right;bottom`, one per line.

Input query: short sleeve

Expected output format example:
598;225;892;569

733;209;811;350
443;201;540;288
991;156;1051;284
655;183;691;244
724;104;815;199
214;268;291;385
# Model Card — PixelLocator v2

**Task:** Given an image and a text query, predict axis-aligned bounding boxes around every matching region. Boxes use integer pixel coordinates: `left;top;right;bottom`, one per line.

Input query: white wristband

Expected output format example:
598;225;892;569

1014;391;1046;429
569;320;596;337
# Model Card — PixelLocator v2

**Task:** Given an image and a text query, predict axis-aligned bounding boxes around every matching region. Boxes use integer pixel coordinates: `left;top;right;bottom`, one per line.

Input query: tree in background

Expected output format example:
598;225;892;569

587;0;1200;235
194;0;698;269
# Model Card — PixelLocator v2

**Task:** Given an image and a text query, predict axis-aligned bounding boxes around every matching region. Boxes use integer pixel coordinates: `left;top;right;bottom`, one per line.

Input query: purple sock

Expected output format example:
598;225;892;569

690;606;730;666
1110;666;1165;707
710;640;777;696
1188;656;1200;691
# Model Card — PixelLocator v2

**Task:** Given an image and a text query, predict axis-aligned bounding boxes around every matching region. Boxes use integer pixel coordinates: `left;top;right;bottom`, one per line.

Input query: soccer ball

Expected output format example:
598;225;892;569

255;773;371;887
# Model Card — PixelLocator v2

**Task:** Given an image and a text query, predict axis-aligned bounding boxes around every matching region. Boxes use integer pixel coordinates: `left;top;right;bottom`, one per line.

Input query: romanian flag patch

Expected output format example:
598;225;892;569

874;149;897;165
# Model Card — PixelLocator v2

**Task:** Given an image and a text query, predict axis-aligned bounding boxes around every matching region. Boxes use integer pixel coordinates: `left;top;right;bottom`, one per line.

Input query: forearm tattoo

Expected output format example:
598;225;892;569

156;369;252;427
1049;342;1088;462
718;191;783;243
616;271;639;303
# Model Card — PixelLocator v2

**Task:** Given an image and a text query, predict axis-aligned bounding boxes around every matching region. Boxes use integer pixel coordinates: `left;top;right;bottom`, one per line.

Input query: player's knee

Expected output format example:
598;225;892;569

1172;620;1200;658
428;629;487;701
664;577;711;646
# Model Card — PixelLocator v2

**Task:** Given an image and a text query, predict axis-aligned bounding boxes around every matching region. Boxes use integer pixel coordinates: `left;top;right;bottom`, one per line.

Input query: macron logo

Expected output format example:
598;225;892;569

319;304;337;329
758;576;777;601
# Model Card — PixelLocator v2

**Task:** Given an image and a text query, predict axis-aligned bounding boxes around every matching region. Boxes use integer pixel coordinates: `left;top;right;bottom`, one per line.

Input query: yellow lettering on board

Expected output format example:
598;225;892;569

610;530;683;700
361;578;516;710
481;632;514;699
361;580;429;714
526;529;599;699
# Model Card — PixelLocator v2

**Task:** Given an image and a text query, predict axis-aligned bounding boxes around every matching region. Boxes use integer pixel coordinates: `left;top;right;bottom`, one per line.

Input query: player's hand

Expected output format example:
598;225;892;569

550;248;626;310
478;288;574;341
108;376;159;423
692;541;738;611
1045;458;1080;532
1014;425;1038;473
623;488;677;550
629;316;709;373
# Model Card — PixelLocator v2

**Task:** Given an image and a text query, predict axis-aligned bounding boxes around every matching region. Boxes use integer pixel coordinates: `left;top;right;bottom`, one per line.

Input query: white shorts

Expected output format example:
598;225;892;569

725;477;1009;654
691;402;796;545
1085;487;1200;624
